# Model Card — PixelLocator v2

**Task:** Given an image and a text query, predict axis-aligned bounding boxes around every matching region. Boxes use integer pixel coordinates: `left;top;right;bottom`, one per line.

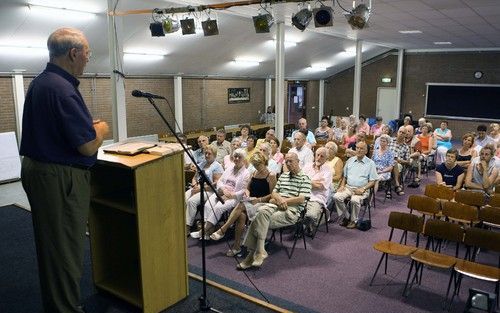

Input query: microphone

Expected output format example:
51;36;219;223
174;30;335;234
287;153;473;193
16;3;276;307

131;90;165;99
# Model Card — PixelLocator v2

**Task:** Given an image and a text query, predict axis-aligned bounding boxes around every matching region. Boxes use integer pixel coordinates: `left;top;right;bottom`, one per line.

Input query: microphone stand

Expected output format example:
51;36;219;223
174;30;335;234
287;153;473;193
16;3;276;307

145;96;224;312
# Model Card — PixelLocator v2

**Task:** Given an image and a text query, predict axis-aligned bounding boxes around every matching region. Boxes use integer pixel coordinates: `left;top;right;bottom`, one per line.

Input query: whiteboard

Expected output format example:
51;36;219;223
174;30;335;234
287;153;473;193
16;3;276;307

0;132;21;183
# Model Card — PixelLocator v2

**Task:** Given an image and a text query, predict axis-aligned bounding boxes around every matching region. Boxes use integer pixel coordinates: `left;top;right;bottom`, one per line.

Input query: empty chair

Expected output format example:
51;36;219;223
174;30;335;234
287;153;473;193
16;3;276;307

370;212;424;286
407;195;441;221
441;201;479;227
424;183;455;201
489;194;500;207
447;227;500;309
403;219;464;299
479;206;500;229
455;189;486;207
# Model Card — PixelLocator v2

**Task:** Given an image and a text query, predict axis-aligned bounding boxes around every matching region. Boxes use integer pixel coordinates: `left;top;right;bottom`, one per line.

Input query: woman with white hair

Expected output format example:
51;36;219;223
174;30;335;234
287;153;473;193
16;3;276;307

223;137;241;169
191;148;250;239
325;141;343;193
372;134;394;198
250;142;281;174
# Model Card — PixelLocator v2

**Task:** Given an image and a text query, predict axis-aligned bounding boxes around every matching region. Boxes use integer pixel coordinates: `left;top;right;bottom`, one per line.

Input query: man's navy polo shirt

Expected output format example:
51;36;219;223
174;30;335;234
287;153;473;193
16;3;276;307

20;63;97;167
436;163;464;187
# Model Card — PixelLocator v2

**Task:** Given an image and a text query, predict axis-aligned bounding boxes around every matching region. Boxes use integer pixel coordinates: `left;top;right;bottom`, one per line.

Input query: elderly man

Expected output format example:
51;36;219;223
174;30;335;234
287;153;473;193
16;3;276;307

193;135;209;165
390;126;411;195
405;125;422;184
237;152;311;269
346;131;370;157
256;128;275;149
210;129;231;164
20;28;110;313
287;130;314;170
291;118;316;147
333;141;378;229
303;147;332;232
465;144;498;194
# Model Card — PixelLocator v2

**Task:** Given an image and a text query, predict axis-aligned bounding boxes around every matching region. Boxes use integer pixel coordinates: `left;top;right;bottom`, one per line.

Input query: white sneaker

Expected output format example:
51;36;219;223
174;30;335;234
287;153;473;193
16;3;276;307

190;231;201;239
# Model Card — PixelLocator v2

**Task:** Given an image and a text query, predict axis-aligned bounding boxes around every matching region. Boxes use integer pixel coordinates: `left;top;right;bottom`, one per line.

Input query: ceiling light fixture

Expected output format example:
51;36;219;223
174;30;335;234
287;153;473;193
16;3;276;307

180;18;196;35
434;41;452;45
344;0;371;30
253;13;274;33
163;17;180;34
202;19;219;36
123;52;166;61
399;30;422;34
292;4;313;31
309;65;327;71
313;5;333;28
271;40;297;48
233;59;260;66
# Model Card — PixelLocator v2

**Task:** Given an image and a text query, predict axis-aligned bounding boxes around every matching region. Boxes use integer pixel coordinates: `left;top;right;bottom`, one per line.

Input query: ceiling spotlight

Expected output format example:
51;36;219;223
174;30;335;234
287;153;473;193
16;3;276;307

202;19;219;36
149;22;165;37
163;17;180;34
345;3;371;30
313;6;333;27
253;14;274;33
180;18;196;35
292;8;313;31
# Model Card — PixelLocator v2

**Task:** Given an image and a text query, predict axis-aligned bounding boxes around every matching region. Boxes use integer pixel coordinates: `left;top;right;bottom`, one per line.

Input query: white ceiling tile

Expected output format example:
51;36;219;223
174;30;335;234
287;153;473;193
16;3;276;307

440;7;480;18
421;0;468;10
388;1;434;12
410;10;448;19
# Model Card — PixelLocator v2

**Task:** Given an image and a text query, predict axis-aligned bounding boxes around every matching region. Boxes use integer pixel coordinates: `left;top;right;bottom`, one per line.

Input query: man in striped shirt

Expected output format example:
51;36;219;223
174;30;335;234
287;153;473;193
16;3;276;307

237;152;312;270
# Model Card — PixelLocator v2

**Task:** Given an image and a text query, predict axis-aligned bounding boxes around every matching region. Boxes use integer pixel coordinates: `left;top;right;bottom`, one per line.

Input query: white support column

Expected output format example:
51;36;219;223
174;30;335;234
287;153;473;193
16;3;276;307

107;0;127;142
352;40;362;118
395;49;404;119
265;78;272;114
174;76;183;133
319;79;325;121
275;22;285;142
11;70;25;146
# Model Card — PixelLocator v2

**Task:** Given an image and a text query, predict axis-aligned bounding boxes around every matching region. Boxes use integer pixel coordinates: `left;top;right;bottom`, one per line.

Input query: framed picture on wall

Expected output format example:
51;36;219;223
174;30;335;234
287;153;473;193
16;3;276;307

228;88;250;104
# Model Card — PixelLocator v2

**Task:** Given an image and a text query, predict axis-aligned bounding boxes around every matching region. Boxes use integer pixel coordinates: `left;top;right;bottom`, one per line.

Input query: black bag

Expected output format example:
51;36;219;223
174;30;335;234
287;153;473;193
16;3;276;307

357;219;371;231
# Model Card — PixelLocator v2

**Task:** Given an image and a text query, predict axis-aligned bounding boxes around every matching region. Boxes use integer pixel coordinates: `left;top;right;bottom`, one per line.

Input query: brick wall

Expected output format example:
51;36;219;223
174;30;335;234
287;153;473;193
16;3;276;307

0;77;16;133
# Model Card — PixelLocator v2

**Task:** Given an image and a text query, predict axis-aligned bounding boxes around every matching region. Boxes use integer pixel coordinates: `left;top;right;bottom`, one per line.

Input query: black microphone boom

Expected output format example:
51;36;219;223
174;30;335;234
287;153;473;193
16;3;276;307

131;89;165;99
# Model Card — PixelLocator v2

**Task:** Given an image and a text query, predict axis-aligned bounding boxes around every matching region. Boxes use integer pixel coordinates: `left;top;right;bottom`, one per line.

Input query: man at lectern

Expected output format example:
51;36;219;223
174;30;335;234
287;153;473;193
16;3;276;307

19;28;109;313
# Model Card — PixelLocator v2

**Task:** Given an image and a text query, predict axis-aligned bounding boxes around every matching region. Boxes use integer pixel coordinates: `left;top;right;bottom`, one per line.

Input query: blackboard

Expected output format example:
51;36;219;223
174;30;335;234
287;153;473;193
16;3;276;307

425;83;500;121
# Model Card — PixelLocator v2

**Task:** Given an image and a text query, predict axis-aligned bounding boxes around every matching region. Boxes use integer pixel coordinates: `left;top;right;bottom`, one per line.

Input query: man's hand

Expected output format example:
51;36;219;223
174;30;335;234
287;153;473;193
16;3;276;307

354;188;365;195
277;198;288;210
337;186;345;193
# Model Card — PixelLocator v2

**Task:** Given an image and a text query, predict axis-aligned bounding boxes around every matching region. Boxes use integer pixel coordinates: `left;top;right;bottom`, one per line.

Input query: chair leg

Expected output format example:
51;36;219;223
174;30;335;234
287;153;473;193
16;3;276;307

369;253;386;286
444;270;456;310
403;260;416;297
312;209;326;239
384;253;388;274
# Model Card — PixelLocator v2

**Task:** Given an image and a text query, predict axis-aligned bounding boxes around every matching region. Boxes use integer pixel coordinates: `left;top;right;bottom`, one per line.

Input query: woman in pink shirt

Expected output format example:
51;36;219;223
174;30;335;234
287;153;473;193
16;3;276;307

357;115;370;136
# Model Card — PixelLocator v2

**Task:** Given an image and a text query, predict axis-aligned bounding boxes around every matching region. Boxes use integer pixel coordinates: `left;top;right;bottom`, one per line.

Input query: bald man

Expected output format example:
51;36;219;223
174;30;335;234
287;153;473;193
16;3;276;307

20;28;109;313
291;118;317;147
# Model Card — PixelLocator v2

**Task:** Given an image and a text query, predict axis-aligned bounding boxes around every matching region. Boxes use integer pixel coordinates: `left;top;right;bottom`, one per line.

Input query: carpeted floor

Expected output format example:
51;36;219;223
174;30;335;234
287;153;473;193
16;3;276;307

0;204;278;313
186;173;499;313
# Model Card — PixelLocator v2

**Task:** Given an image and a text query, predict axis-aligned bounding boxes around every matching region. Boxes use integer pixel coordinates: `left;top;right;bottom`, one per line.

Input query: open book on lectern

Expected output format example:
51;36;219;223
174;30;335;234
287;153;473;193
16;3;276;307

103;141;157;155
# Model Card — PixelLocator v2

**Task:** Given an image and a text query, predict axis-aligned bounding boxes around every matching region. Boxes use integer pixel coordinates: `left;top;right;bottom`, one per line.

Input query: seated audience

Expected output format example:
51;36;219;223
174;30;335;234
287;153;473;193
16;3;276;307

256;128;275;148
210;151;276;256
332;117;346;142
465;144;498;194
249;142;281;175
435;148;464;191
415;117;426;135
223;138;241;169
371;134;394;198
343;125;357;149
185;146;224;233
490;123;500;146
260;105;275;125
193;135;209;165
390;127;411;195
245;135;257;162
303;147;332;231
237;152;311;269
348;115;357;127
357;115;370;136
402;115;412;127
269;136;284;168
190;148;250;239
456;133;477;170
373;125;392;150
210;129;231;164
434;120;452;165
334;142;378;229
346;131;370;158
416;123;434;159
315;116;333;141
325;141;344;193
178;132;194;170
474;124;496;154
291;118;316;147
370;116;385;137
287;131;314;170
237;124;251;148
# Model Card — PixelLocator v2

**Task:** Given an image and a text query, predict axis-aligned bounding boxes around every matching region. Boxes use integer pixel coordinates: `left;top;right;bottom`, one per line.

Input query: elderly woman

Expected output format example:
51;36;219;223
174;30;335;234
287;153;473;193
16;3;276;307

237;124;251;148
456;132;477;170
223;137;241;169
325;141;344;193
251;142;281;175
434;120;453;165
374;125;392;150
190;148;250;239
370;116;385;137
490;123;500;146
269;136;284;167
332;117;345;142
210;151;277;256
357;115;370;136
343;125;357;148
245;135;258;162
185;145;224;234
372;134;394;198
315;116;333;141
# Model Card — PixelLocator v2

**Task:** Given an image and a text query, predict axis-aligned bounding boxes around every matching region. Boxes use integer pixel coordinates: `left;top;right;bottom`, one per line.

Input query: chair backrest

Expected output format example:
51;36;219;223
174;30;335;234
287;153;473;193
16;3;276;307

407;195;440;216
424;183;455;201
280;139;292;154
455;190;486;207
489;194;500;207
424;219;464;243
388;211;424;234
463;227;500;254
441;201;478;224
479;206;500;226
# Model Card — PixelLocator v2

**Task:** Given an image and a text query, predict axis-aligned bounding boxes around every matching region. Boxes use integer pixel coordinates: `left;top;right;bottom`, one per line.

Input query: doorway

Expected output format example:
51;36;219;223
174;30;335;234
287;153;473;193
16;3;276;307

376;87;398;123
287;81;307;124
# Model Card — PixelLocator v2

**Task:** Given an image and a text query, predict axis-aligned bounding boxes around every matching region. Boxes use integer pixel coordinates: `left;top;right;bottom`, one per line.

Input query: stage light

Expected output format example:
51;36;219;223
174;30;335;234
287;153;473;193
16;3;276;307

180;18;196;35
345;3;371;30
292;7;313;31
253;14;274;33
202;19;219;36
149;22;165;37
163;17;180;34
313;6;333;27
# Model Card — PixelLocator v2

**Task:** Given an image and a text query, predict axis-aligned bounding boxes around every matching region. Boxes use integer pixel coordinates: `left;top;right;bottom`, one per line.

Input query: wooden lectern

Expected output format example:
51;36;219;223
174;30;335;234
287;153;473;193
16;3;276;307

88;148;188;313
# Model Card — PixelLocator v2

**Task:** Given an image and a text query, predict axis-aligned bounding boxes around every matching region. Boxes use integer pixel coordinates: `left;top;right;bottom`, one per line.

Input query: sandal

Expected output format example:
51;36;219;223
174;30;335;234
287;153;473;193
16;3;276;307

385;192;392;199
414;177;421;183
226;248;242;257
395;186;405;196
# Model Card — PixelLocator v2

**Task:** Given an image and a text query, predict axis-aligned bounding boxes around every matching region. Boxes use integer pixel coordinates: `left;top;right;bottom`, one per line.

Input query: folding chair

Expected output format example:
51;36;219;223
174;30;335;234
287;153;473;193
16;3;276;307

424;183;455;201
447;227;500;310
489;194;500;207
479;206;500;229
441;201;479;227
311;205;329;239
455;189;487;208
407;194;442;223
370;212;424;286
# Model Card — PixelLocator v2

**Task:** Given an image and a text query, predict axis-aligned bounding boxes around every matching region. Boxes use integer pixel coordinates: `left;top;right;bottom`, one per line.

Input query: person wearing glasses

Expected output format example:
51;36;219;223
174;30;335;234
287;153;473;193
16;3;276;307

193;135;209;165
20;28;109;313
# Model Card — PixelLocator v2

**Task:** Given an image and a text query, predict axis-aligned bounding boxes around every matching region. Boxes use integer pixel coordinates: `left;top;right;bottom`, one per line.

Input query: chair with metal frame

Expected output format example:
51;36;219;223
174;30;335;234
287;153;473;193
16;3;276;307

441;201;479;227
407;194;442;223
446;227;500;310
424;183;455;202
311;204;329;239
455;189;487;208
479;205;500;229
403;219;464;301
489;194;500;207
369;212;424;286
